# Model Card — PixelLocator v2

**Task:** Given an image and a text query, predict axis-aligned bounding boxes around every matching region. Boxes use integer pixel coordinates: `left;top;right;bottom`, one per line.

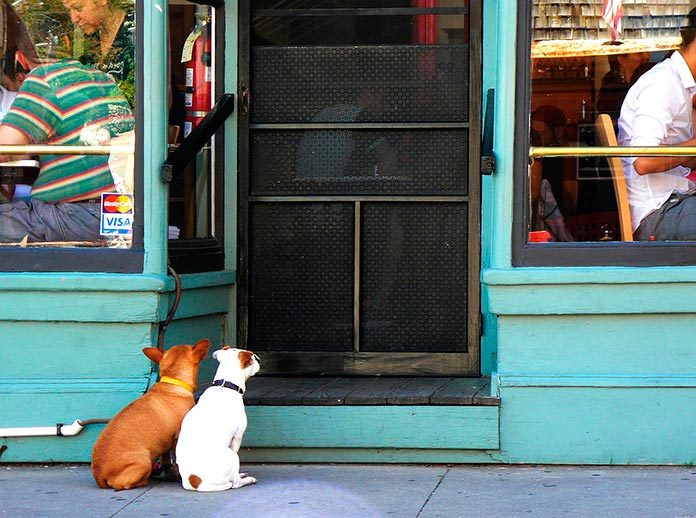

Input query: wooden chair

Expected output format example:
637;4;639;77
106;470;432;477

594;114;633;242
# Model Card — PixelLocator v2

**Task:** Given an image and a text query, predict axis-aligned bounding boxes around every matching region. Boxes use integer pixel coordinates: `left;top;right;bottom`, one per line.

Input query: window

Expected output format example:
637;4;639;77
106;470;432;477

0;0;140;272
516;0;696;266
166;0;225;273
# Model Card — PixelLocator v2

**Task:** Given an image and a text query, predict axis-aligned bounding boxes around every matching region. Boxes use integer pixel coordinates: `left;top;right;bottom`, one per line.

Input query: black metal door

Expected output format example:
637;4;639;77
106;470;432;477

238;1;481;376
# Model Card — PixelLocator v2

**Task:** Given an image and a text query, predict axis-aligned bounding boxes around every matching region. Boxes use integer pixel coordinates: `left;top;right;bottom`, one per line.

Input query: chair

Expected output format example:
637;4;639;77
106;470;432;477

594;114;633;242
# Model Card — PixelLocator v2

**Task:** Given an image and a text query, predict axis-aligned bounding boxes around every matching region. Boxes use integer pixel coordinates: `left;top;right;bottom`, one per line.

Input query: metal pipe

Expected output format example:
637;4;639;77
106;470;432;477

0;418;109;438
531;146;696;158
0;145;132;156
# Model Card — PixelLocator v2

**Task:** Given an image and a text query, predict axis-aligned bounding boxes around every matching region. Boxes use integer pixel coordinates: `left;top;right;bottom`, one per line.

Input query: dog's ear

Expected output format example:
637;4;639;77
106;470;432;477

142;347;163;364
192;338;211;360
212;345;233;361
238;350;255;369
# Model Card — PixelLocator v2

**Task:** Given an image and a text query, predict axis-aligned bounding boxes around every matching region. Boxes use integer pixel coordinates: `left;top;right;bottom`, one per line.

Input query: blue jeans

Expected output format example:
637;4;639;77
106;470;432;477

0;199;101;242
634;193;696;241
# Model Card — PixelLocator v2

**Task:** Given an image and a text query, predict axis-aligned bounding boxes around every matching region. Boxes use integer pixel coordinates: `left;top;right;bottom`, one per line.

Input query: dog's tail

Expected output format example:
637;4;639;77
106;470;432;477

189;474;202;489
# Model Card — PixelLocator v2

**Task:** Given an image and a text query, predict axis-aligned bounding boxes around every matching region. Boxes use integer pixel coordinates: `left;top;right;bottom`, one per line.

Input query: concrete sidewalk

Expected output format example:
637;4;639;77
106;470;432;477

1;464;696;517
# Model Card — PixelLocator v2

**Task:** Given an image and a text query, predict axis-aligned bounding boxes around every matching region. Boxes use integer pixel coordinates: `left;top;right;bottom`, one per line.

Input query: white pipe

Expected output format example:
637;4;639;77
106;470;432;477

0;419;96;438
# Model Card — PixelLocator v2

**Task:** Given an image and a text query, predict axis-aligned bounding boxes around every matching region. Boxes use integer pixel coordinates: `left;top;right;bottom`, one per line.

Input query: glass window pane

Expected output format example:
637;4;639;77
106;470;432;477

0;0;136;249
528;0;695;244
167;1;223;274
168;2;215;241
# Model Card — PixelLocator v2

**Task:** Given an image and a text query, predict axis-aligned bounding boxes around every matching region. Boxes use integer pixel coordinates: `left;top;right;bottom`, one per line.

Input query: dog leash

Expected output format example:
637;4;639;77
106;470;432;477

212;379;244;395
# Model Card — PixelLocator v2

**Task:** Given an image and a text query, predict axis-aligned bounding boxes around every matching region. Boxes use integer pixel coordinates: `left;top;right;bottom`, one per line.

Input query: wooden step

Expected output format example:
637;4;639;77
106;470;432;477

239;376;499;406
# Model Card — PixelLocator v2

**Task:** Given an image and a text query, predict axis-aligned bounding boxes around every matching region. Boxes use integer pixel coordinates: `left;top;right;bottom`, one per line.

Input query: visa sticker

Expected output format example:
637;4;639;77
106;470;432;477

100;192;134;235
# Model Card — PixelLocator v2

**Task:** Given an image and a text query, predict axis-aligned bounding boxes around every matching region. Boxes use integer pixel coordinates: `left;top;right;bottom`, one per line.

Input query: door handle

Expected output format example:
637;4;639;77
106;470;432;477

240;83;251;116
481;88;496;175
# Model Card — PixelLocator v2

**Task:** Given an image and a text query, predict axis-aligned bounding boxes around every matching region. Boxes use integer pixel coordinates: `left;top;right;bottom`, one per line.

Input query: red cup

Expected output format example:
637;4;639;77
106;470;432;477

528;230;552;243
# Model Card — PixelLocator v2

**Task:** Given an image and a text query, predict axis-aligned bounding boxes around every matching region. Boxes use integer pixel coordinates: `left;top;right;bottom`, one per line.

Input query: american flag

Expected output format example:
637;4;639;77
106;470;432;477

602;0;624;42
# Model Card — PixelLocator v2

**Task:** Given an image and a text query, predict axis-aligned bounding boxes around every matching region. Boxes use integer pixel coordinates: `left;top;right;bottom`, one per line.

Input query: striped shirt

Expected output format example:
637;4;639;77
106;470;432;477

2;60;134;202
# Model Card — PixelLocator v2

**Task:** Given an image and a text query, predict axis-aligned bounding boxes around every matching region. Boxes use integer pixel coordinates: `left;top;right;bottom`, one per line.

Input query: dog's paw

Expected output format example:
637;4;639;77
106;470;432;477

232;475;257;489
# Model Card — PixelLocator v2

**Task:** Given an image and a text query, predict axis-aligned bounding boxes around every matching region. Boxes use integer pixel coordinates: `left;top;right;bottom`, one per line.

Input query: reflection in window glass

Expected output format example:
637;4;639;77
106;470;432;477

168;2;215;243
0;0;135;249
529;0;696;244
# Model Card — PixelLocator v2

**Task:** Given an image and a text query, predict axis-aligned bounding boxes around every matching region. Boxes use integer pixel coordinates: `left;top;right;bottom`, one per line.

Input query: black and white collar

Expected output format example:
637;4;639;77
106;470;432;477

212;379;244;395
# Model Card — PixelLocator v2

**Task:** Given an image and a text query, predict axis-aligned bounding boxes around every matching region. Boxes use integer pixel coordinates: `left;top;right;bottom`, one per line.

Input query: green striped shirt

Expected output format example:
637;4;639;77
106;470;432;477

2;60;134;202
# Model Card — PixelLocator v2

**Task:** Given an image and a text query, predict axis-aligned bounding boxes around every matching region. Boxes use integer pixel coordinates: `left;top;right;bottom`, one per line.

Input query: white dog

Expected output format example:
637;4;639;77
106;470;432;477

175;346;260;492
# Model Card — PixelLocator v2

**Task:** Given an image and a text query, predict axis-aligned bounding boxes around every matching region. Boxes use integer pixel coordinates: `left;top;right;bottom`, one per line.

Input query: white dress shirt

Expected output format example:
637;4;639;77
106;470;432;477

618;50;696;232
0;85;16;120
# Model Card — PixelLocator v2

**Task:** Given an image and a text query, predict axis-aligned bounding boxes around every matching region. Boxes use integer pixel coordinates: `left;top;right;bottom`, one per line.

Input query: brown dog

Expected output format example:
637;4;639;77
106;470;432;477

91;338;210;490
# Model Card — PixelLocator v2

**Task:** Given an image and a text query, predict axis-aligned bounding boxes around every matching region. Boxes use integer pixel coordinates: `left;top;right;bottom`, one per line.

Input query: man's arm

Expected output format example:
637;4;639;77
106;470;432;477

633;135;696;175
0;125;31;163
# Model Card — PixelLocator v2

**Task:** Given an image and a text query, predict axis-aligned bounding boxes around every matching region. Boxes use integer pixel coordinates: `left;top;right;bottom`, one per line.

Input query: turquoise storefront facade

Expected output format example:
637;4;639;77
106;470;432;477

1;1;695;465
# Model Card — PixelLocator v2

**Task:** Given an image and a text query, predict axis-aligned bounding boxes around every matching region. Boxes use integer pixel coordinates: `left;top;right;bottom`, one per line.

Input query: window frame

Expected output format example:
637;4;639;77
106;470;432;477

514;0;696;267
0;1;144;274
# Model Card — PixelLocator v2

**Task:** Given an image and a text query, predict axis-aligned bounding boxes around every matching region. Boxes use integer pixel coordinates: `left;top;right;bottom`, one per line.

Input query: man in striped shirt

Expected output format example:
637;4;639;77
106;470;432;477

0;3;134;243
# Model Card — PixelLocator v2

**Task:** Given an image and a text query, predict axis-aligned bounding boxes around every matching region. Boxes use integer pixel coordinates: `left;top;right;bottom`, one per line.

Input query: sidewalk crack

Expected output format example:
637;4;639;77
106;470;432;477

109;481;159;517
415;467;450;518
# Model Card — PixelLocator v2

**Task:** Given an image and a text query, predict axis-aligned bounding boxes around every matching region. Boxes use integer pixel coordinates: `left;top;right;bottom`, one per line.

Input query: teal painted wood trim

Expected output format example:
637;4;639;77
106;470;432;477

0;376;149;462
499;375;696;388
178;270;235;290
0;270;234;292
480;0;497;269
489;371;500;397
0;445;505;465
480;287;497;375
486;0;517;269
496;314;696;376
223;0;239;270
0;377;148;397
161;271;235;320
242;448;505;464
485;279;696;315
500;386;696;464
160;315;224;349
1;403;501;463
245;406;499;450
0;273;169;292
161;285;231;321
479;0;500;376
0;426;104;463
0;271;234;322
0;322;152;379
141;1;169;275
484;267;696;286
0;378;147;429
0;291;160;322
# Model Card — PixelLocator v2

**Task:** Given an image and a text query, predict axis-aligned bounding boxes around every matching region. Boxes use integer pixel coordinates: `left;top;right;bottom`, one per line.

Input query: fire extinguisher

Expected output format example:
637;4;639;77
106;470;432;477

182;11;212;138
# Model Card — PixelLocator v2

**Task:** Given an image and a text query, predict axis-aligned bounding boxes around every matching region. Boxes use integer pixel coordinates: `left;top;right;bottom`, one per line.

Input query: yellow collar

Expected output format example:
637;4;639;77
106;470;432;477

159;376;194;393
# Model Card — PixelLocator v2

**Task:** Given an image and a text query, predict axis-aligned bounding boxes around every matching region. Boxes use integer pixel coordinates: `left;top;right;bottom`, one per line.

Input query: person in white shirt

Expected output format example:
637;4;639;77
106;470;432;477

618;8;696;240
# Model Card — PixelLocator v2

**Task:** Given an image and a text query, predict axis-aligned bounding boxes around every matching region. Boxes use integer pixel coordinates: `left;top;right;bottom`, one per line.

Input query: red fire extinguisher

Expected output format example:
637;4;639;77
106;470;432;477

182;12;212;138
